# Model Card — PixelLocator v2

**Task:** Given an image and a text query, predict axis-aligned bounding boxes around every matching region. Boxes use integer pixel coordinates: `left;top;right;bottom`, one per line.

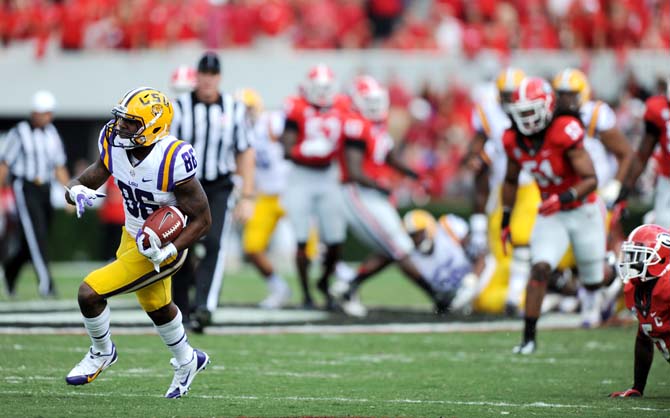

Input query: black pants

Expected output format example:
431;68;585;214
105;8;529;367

3;179;55;296
172;177;234;318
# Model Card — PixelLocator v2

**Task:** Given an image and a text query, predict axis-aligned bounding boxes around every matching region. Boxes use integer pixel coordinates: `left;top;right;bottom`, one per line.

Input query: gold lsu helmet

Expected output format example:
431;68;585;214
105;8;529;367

552;68;591;105
495;67;526;94
108;87;173;148
235;88;264;116
403;209;437;253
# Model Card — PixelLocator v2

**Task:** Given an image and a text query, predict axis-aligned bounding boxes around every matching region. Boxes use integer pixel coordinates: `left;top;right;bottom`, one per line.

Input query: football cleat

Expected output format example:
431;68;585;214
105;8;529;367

66;343;118;385
165;349;210;399
259;280;292;309
512;340;536;355
340;294;368;318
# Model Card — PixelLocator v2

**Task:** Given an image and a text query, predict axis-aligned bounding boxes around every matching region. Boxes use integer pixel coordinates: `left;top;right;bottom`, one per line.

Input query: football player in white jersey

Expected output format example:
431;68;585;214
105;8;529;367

467;68;541;315
552;68;633;326
237;88;293;309
63;87;212;398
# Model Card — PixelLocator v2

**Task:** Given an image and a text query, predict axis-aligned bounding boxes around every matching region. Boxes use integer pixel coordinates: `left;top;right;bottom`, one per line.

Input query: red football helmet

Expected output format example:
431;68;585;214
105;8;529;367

351;75;389;122
170;65;196;93
618;224;670;282
507;77;555;136
301;64;336;108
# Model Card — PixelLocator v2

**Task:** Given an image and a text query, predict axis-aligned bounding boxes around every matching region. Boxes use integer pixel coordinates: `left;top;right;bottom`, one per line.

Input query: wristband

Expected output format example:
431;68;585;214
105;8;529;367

501;207;512;229
558;188;577;204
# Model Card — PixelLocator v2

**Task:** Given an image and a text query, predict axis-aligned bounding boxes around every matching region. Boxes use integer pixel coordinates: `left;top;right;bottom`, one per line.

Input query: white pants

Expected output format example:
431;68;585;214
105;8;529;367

340;184;414;260
530;200;606;285
283;163;346;245
654;175;670;229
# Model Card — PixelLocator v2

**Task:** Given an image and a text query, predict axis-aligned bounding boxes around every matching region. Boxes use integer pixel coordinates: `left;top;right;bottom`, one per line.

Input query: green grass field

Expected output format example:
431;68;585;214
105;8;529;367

2;330;670;417
2;264;670;417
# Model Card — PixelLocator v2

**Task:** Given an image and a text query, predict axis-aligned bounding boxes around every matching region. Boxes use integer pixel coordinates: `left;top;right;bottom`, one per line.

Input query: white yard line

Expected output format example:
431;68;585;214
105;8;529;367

0;389;667;413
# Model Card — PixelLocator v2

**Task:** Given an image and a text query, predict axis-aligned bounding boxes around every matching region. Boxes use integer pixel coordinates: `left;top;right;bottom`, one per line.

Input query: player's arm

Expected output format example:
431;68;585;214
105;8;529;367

172;177;212;252
385;149;418;179
0;162;8;187
64;159;110;205
600;127;633;185
501;156;520;213
344;141;389;194
610;326;654;397
279;119;299;159
463;131;488;171
626;127;659;190
565;146;598;200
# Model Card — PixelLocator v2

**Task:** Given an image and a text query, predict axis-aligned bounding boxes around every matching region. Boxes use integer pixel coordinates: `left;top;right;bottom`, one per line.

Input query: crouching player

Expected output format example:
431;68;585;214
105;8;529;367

64;87;212;398
610;224;670;398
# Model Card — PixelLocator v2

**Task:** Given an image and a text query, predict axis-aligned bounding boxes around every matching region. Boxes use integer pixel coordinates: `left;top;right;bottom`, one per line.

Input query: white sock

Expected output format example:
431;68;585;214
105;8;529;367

267;273;285;290
155;310;194;366
335;262;356;283
506;246;531;306
83;305;113;355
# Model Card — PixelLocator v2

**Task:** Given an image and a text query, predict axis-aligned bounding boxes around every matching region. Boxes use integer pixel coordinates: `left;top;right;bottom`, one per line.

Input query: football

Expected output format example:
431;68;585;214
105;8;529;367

139;205;186;250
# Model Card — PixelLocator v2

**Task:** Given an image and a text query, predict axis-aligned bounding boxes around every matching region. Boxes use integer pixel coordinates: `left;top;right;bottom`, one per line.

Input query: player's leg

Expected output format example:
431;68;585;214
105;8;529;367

506;182;540;314
2;235;30;297
138;279;209;399
66;229;187;385
569;202;607;328
314;172;347;309
515;213;570;354
192;184;235;330
284;165;316;307
242;195;291;309
171;251;196;325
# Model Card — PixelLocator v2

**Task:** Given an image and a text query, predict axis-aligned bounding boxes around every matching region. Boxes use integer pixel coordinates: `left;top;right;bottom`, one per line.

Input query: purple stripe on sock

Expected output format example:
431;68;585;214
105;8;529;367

167;332;186;347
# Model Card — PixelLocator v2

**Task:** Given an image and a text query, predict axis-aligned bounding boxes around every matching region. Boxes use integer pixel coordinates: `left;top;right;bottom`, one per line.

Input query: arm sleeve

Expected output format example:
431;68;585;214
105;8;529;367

172;142;198;188
596;103;616;132
0;127;22;166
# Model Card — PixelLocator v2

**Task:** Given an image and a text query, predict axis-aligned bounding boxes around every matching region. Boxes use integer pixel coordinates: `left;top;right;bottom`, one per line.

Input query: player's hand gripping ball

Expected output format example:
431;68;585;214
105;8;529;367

136;206;186;271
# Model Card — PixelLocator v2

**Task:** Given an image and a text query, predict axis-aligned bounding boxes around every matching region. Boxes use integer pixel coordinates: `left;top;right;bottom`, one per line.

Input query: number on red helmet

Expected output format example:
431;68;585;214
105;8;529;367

351;75;389;122
508;77;555;136
618;224;670;282
302;64;336;108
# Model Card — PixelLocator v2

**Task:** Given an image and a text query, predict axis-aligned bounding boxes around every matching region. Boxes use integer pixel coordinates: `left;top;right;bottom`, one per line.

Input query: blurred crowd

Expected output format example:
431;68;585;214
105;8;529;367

2;0;669;55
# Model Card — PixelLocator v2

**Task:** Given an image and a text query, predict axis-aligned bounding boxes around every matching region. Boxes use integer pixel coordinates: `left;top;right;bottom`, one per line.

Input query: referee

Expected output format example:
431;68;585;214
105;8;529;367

171;52;255;332
0;91;71;298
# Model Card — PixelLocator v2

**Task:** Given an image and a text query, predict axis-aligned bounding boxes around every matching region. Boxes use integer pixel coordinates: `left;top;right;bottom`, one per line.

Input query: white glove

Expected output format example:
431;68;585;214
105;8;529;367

65;185;106;218
599;179;622;208
136;230;178;272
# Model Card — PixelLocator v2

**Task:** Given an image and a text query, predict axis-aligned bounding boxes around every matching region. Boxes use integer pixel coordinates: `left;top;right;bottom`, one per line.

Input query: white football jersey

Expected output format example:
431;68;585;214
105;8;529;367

472;100;534;214
254;111;289;195
98;127;197;238
580;100;618;187
410;215;472;294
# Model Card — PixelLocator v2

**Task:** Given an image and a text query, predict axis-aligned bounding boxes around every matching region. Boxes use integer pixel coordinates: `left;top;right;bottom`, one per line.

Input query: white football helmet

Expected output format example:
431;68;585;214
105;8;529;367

301;64;336;108
351;75;389;122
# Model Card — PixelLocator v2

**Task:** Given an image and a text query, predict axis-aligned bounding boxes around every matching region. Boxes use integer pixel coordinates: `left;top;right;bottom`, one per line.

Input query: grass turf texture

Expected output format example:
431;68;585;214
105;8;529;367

2;329;670;417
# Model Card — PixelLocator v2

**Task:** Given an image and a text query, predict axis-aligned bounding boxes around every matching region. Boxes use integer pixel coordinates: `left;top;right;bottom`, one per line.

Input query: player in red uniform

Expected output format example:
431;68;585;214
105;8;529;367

280;64;349;308
502;77;604;354
330;76;442;316
624;79;670;228
610;224;670;398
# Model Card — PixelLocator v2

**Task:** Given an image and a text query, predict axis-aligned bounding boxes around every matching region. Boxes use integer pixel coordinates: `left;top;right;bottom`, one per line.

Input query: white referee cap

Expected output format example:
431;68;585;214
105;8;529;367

32;90;56;113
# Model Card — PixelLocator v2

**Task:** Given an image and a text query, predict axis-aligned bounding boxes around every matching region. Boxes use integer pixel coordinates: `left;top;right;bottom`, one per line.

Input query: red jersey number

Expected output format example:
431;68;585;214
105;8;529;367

301;116;341;158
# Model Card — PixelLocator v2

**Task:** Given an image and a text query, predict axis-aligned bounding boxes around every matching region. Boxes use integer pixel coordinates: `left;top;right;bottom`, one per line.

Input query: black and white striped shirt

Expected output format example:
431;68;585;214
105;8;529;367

0;121;66;184
172;91;252;182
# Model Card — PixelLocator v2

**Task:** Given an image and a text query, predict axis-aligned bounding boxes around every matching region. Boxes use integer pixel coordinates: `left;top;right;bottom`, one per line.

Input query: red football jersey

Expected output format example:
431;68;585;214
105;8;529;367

644;95;670;177
625;277;670;361
283;94;350;166
339;112;394;184
503;115;596;209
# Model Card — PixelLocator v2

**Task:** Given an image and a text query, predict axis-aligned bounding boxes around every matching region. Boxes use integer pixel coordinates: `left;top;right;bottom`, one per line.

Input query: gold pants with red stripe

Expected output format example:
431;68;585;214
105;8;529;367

84;227;187;312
